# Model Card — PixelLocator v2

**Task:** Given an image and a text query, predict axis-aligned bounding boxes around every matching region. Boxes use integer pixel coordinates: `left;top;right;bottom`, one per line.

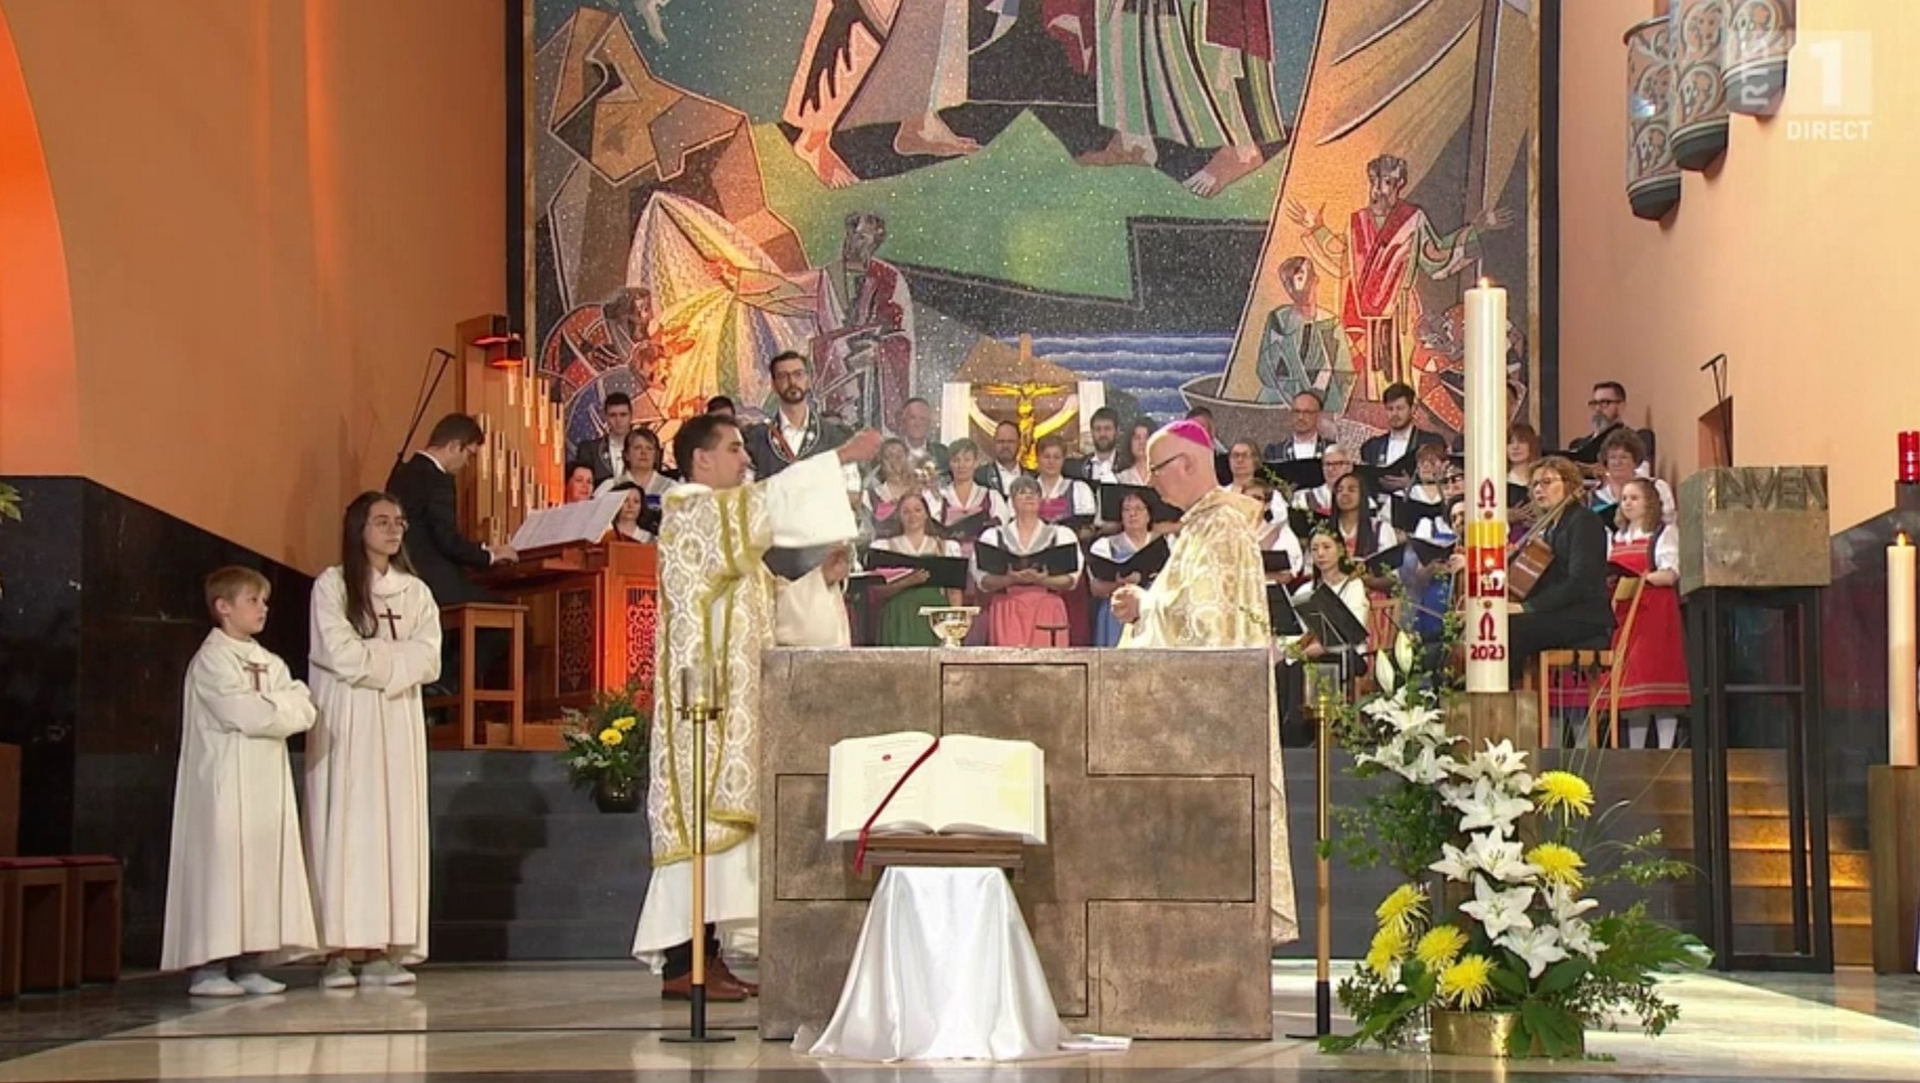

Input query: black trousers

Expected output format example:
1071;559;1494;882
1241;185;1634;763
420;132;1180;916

662;924;722;980
1508;611;1612;683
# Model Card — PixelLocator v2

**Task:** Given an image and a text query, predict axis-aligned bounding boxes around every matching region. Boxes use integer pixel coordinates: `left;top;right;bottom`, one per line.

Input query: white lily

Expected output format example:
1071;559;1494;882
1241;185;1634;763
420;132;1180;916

1543;882;1599;924
1460;876;1536;940
1450;738;1531;783
1465;833;1537;884
1452;775;1534;838
1431;842;1474;883
1497;923;1569;979
1373;648;1400;696
1397;742;1450;784
1559;917;1606;960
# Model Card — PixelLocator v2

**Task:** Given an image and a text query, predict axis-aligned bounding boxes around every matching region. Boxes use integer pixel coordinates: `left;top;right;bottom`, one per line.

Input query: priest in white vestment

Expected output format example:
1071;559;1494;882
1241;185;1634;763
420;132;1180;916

305;493;443;988
1111;419;1299;944
162;568;320;996
633;414;880;998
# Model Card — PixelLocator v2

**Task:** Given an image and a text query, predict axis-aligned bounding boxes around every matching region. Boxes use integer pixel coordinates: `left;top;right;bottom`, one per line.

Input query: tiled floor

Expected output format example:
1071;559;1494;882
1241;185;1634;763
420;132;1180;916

1;961;1914;1082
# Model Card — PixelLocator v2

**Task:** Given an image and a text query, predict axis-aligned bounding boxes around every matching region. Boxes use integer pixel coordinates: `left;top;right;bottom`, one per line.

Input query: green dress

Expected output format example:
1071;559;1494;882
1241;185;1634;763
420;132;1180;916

874;536;959;647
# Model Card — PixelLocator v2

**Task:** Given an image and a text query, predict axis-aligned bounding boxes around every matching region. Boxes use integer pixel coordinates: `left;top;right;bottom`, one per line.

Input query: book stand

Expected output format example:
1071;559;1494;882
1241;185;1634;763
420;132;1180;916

856;835;1026;879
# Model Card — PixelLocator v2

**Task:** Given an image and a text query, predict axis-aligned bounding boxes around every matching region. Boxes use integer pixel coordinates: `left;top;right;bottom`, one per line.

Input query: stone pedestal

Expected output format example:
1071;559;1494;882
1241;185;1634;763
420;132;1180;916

757;647;1274;1040
1678;466;1831;596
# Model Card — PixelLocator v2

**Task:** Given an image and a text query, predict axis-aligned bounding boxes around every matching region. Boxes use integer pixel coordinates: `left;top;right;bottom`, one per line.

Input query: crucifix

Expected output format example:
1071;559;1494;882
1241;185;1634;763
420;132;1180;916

378;608;403;639
243;661;269;692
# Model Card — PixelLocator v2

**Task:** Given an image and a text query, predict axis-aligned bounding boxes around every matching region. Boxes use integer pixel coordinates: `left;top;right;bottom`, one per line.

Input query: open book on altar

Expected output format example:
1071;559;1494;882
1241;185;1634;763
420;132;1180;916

507;491;631;551
825;732;1046;844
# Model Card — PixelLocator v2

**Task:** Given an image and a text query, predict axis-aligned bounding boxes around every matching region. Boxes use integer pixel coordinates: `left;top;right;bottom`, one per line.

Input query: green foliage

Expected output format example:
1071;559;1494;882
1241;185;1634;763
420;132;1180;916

0;482;20;523
556;679;649;790
1318;592;1708;1058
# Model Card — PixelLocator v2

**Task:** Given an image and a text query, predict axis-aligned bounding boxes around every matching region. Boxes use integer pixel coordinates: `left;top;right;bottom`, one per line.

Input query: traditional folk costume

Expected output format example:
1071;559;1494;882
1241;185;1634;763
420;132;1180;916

633;452;856;969
1118;479;1298;945
972;520;1083;648
869;533;962;647
1593;523;1690;747
305;566;441;966
1088;531;1153;647
162;630;320;982
1037;474;1097;645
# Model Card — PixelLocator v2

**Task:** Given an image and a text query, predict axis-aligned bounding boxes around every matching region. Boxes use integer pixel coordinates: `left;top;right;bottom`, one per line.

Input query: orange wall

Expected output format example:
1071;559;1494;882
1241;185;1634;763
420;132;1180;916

1559;0;1919;530
1;0;504;572
0;3;78;476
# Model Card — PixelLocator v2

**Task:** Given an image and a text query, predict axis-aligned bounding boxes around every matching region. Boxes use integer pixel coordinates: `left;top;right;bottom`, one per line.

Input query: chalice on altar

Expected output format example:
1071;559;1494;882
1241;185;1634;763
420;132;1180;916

918;605;980;648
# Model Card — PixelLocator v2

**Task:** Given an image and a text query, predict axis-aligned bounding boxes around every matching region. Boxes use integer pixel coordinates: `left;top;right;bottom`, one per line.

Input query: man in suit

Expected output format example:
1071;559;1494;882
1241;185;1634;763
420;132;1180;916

897;397;948;477
573;392;634;487
384;414;517;607
1067;406;1122;484
973;420;1027;494
1264;390;1335;461
1359;382;1447;490
1568;381;1656;468
744;351;854;479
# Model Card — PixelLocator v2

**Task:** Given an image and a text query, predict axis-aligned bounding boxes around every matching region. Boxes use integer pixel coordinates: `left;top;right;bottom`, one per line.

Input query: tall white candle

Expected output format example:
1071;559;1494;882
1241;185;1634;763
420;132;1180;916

1463;281;1509;693
1891;532;1917;766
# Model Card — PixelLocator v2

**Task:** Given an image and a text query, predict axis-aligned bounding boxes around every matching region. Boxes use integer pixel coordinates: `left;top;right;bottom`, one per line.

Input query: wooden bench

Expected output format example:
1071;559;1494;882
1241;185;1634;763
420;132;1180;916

427;602;527;749
0;857;69;996
61;856;121;985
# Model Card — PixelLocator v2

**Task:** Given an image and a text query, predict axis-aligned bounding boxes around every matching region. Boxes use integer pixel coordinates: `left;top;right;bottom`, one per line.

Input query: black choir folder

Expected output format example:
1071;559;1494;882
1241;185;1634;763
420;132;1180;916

865;548;970;590
1086;537;1171;583
973;540;1080;576
825;732;1046;844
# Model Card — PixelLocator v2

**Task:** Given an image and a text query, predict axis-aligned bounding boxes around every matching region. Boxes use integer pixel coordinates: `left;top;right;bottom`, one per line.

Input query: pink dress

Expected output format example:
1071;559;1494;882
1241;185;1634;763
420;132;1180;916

978;521;1080;648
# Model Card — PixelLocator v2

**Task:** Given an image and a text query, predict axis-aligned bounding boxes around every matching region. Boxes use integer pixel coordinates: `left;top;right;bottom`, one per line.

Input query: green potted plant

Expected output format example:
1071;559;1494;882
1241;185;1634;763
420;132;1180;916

557;679;648;813
1323;632;1708;1058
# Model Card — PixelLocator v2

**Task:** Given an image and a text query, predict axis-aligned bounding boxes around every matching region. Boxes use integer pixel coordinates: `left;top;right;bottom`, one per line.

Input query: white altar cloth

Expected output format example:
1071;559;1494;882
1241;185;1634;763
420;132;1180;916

800;866;1065;1062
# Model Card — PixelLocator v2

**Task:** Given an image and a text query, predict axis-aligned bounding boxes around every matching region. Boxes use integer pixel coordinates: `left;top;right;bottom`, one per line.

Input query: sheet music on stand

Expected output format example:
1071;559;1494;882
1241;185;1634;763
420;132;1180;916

508;491;629;551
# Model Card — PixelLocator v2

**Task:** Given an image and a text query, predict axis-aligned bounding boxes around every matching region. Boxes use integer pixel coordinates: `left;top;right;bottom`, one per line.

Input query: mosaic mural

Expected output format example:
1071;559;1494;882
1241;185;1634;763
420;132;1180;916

525;0;1541;455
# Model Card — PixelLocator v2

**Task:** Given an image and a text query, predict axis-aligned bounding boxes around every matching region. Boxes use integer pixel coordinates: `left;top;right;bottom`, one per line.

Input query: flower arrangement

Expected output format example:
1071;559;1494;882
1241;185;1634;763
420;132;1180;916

558;679;648;811
1324;643;1707;1057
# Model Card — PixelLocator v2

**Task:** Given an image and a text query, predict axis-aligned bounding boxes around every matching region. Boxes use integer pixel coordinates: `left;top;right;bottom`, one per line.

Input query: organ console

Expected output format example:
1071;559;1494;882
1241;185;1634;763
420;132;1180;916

446;316;660;750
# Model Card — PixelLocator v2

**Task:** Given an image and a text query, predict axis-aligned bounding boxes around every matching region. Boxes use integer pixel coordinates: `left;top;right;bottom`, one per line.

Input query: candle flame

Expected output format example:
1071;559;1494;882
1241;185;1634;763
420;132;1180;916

1900;531;1912;547
1478;276;1491;288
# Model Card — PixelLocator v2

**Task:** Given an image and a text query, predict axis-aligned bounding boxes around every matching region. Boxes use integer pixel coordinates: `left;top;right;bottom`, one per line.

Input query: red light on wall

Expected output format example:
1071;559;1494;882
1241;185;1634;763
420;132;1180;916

487;335;525;370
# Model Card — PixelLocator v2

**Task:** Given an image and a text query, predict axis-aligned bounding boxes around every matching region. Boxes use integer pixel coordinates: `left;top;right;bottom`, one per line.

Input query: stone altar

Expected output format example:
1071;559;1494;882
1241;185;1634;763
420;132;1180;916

757;647;1274;1040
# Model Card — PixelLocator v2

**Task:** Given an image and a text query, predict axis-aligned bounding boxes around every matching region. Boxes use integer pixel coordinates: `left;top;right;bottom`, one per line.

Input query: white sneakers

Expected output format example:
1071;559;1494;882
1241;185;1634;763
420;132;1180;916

234;971;288;995
358;959;417;986
188;964;285;997
191;956;418;995
321;957;358;988
321;956;417;988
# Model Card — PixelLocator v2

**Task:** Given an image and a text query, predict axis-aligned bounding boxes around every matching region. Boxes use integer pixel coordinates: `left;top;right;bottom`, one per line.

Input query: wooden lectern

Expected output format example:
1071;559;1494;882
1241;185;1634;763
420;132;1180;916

453;538;659;749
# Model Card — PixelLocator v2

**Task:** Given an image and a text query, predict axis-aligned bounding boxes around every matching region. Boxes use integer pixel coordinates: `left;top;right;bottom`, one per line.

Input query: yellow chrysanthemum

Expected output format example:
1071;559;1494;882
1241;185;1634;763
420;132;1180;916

612;715;638;731
1364;924;1410;978
1438;954;1495;1010
1375;883;1428;934
1527;842;1586;889
1415;925;1469;970
1535;770;1595;817
599;727;624;746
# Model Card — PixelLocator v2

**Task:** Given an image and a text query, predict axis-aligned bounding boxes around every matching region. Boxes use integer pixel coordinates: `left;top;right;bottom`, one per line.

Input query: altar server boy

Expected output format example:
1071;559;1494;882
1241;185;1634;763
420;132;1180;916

161;566;320;996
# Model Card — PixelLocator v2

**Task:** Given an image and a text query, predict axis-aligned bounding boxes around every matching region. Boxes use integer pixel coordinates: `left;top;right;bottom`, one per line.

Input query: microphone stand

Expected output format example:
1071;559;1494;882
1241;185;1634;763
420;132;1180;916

398;347;458;462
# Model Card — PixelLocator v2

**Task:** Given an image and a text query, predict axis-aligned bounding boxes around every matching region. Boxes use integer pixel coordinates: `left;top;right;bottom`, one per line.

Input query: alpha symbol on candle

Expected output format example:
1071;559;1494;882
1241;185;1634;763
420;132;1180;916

1478;479;1496;506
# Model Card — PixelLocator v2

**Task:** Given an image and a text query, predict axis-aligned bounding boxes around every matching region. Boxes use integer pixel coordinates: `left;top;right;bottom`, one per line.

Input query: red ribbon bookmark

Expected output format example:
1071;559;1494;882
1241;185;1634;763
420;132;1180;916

852;735;942;874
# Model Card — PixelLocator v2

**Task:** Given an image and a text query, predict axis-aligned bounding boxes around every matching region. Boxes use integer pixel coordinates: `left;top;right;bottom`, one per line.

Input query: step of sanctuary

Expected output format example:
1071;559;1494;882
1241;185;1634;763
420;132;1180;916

427;752;650;961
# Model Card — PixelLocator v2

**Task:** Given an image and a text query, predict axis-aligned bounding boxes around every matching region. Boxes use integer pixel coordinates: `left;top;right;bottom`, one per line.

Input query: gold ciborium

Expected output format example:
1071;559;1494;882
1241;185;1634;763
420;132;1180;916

918;605;980;648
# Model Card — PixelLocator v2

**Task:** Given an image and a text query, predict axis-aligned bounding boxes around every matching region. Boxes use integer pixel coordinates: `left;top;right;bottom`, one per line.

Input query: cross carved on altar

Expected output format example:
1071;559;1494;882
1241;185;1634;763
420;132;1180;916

378;608;403;639
243;661;269;692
